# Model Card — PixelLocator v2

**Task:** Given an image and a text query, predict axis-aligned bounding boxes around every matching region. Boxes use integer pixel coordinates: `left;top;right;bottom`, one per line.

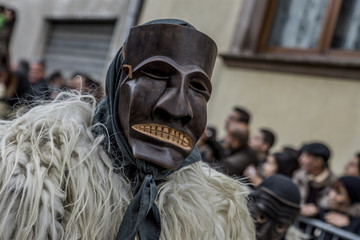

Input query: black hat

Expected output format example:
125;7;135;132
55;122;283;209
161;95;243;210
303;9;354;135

339;176;360;204
300;142;331;162
258;174;301;207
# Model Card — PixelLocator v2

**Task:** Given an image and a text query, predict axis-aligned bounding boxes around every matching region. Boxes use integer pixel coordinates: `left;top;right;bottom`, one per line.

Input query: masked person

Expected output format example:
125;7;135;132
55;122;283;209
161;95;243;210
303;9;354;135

251;174;301;240
0;19;255;239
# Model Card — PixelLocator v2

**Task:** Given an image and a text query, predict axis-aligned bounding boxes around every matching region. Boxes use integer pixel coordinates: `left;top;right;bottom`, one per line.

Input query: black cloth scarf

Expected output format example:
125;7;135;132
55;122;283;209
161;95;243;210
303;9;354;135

92;19;201;240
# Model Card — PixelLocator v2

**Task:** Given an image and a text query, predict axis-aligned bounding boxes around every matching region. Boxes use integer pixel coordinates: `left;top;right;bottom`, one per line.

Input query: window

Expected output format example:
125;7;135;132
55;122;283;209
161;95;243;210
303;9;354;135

222;0;360;79
44;19;116;81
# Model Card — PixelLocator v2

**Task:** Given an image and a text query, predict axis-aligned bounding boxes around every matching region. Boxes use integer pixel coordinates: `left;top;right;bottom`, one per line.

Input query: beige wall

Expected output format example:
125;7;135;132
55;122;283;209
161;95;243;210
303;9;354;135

212;67;360;174
139;0;360;174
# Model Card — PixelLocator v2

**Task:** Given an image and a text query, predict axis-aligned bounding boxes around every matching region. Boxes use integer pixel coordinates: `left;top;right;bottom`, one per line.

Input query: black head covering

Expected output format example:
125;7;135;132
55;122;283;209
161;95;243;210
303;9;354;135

273;152;299;177
300;142;331;162
92;19;214;240
339;176;360;204
258;174;301;207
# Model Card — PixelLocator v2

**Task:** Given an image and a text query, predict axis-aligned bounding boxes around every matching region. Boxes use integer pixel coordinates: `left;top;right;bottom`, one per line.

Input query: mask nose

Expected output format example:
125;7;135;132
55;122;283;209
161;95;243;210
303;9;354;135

153;75;193;126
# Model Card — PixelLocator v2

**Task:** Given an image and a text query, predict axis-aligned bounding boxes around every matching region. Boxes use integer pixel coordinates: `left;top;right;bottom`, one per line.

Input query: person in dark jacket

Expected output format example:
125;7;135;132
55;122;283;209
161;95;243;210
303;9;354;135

344;152;360;177
215;121;257;178
292;142;337;217
317;176;360;237
28;59;50;102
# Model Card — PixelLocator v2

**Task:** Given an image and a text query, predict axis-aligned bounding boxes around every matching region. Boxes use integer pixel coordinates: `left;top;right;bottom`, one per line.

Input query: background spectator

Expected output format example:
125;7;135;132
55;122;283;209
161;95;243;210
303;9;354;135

224;105;251;132
292;142;337;217
0;5;16;56
220;106;251;155
197;126;223;163
344;152;360;177
215;122;257;178
13;59;30;76
249;128;276;171
28;59;50;102
9;59;32;110
0;52;16;118
70;72;104;103
48;71;67;99
317;176;360;237
0;5;19;118
245;150;299;188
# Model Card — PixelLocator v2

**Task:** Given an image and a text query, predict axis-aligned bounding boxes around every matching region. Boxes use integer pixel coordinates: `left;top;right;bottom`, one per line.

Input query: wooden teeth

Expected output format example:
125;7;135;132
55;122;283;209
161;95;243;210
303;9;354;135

132;124;192;149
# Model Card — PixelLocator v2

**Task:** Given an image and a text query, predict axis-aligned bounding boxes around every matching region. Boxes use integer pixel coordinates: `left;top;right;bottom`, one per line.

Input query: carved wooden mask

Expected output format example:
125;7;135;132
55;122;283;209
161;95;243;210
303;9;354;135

252;187;300;240
118;23;217;169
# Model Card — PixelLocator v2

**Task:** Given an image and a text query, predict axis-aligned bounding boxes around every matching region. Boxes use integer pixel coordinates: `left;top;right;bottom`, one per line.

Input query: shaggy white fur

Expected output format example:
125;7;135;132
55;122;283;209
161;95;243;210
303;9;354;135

158;162;255;239
0;94;255;239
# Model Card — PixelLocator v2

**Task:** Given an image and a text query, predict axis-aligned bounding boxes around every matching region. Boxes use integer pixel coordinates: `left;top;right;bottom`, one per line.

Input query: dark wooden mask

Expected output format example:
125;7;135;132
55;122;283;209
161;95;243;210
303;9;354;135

118;23;217;169
251;187;300;240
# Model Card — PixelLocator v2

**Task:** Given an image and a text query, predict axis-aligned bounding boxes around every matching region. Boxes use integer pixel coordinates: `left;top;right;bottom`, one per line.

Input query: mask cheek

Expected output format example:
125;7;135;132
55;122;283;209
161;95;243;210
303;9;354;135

118;88;132;135
191;104;207;142
119;78;168;140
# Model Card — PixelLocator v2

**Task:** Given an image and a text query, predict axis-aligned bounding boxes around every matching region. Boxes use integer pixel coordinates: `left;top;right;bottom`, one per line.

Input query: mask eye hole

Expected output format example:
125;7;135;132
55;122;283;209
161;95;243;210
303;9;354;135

141;69;170;80
256;213;267;224
189;77;210;101
189;79;207;92
275;224;286;233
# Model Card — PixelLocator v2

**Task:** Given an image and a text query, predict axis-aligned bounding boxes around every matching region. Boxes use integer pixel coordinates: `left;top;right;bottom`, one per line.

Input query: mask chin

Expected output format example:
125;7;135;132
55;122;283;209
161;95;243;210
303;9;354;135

130;137;190;170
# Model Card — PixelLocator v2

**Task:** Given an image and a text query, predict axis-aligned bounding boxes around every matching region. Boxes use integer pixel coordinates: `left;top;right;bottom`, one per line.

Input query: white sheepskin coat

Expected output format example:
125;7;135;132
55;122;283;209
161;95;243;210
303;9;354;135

0;94;255;240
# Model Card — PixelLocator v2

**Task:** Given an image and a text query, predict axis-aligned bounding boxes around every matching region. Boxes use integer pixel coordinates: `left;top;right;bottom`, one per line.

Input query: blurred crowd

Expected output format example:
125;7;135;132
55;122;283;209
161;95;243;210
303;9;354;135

0;5;104;120
197;106;360;238
0;57;104;119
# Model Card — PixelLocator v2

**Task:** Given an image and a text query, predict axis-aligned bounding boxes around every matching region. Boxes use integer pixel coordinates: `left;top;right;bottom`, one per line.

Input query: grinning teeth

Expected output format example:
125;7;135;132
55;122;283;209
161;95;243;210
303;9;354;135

145;125;150;133
131;124;192;150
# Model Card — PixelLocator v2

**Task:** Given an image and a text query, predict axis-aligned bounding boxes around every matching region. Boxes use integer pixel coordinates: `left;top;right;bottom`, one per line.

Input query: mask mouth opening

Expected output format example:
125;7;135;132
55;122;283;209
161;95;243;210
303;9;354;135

132;123;192;150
